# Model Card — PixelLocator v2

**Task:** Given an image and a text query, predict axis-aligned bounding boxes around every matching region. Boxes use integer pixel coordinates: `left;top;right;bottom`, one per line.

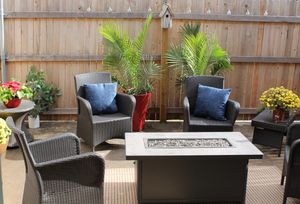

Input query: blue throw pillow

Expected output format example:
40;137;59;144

84;83;118;115
194;84;231;121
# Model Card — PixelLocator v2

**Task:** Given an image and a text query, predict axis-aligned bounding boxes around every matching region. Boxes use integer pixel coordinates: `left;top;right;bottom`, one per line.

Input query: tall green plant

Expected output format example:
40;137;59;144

166;24;232;83
26;66;61;118
99;14;160;95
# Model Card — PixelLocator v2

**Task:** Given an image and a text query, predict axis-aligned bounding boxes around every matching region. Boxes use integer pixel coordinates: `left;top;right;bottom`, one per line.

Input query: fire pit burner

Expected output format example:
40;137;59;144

145;138;232;148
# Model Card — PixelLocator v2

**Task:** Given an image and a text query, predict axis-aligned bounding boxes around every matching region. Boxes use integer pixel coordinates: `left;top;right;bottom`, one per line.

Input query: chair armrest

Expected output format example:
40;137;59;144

116;93;136;117
77;96;93;121
183;97;191;132
29;133;80;163
287;124;300;145
288;138;300;167
36;153;105;187
225;99;240;124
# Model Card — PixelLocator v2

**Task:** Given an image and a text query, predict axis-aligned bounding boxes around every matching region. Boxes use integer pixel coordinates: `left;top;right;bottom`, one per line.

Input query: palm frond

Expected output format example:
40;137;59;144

166;44;186;69
166;27;232;84
99;13;160;94
180;23;200;37
208;38;232;75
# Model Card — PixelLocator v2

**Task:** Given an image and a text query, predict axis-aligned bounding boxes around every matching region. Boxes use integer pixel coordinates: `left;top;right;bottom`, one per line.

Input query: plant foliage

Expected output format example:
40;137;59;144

166;24;232;84
0;118;11;144
0;81;32;103
99;13;161;95
26;66;61;118
259;86;300;111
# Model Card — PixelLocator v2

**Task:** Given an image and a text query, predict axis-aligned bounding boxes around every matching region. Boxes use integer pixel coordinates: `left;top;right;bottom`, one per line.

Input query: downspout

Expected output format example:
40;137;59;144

1;0;6;82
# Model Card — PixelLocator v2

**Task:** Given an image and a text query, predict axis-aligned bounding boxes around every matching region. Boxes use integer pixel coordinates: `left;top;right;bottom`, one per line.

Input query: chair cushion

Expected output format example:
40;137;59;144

189;115;233;131
194;84;231;121
84;83;118;115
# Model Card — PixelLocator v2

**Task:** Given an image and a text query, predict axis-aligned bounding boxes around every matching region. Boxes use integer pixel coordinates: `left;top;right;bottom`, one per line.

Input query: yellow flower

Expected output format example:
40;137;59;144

0;118;11;144
259;86;300;111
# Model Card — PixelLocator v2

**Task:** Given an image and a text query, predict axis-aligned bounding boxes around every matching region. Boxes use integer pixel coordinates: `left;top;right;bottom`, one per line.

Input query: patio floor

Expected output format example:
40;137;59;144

2;120;300;204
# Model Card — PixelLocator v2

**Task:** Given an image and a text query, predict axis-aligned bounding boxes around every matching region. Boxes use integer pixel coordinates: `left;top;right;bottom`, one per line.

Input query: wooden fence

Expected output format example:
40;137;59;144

1;0;300;120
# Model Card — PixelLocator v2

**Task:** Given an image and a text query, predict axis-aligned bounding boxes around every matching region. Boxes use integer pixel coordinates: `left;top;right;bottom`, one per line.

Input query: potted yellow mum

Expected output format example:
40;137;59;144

260;86;300;122
0;118;11;154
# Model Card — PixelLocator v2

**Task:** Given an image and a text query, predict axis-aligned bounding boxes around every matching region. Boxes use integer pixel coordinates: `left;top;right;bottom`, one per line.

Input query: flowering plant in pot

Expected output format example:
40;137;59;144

99;13;161;131
0;118;11;154
0;81;33;108
259;86;300;122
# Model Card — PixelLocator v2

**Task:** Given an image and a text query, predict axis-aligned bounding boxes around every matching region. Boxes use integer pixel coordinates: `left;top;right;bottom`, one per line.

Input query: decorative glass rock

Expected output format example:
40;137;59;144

146;138;232;148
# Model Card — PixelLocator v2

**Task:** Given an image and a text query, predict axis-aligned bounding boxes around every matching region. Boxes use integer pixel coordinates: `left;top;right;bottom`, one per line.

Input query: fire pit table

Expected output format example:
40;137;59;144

125;132;263;204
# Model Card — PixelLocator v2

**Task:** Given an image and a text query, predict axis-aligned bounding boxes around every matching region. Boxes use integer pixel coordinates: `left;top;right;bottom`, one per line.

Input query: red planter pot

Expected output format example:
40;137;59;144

4;98;22;108
272;108;285;123
133;93;151;132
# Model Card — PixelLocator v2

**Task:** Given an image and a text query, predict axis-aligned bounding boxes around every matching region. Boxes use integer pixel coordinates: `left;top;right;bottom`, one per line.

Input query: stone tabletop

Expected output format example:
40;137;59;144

0;100;34;114
125;132;263;160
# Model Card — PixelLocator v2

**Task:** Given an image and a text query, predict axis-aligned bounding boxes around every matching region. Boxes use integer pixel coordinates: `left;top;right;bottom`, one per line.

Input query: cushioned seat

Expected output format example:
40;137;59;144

189;115;233;132
6;116;105;204
183;76;240;132
92;113;131;123
74;72;136;151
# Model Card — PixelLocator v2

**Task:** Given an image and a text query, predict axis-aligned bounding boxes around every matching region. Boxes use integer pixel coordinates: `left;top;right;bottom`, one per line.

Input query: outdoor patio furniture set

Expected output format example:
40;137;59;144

7;72;300;204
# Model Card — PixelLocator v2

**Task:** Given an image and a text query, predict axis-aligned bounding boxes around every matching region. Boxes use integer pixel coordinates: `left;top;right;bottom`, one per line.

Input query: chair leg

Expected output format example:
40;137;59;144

283;195;287;204
281;175;285;185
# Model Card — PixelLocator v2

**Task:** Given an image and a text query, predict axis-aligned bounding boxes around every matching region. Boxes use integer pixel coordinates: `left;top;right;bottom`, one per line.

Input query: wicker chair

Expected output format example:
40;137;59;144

183;76;240;132
281;123;300;204
74;72;136;151
6;116;105;204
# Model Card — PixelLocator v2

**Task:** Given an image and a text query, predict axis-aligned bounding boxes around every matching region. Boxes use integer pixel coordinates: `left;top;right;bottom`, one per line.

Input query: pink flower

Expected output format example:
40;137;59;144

1;81;21;92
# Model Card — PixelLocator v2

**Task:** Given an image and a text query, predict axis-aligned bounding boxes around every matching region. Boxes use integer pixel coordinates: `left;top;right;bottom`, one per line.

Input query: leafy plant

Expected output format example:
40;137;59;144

166;24;232;84
0;81;32;103
99;13;161;95
26;66;61;118
0;118;11;144
259;86;300;111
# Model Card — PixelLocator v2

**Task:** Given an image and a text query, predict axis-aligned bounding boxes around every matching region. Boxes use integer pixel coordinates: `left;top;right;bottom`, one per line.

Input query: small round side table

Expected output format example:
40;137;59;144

0;100;35;147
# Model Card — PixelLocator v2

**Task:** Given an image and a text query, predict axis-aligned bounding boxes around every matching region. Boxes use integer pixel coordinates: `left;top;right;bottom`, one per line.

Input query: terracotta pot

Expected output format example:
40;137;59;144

4;98;21;108
133;93;151;132
272;108;285;123
0;143;8;155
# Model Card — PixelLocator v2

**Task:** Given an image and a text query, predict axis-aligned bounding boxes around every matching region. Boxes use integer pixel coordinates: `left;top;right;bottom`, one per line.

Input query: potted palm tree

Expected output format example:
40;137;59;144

99;13;160;131
166;24;232;83
26;66;61;128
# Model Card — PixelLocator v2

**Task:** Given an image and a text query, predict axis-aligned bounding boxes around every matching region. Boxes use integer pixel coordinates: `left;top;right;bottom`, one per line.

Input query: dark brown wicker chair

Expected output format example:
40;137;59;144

74;72;136;151
183;76;240;132
281;123;300;204
6;116;105;204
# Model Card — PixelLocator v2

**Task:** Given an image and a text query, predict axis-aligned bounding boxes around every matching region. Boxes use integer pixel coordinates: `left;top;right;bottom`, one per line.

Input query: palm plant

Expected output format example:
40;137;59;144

99;14;160;95
166;24;232;83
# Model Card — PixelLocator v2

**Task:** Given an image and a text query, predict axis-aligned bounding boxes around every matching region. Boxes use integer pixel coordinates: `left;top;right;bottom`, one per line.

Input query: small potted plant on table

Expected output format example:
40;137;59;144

0;81;32;108
26;66;61;128
259;86;300;122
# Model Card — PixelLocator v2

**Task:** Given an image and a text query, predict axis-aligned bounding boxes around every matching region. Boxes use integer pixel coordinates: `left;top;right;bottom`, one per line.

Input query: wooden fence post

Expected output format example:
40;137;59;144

159;0;173;122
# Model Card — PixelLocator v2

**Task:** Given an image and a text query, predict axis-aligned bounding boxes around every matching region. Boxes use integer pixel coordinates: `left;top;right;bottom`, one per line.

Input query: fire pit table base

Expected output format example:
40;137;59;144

137;158;248;204
126;132;263;204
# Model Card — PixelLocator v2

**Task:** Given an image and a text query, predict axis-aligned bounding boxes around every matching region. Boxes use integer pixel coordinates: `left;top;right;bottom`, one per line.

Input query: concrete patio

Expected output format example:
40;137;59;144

2;120;300;204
